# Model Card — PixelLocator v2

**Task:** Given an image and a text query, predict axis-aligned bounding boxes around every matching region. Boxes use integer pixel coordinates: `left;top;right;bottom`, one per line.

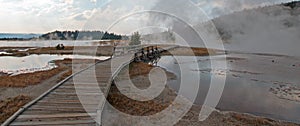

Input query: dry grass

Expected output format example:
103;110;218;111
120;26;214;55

28;46;114;56
230;113;274;125
107;61;177;116
162;47;216;56
0;58;99;87
28;46;74;55
0;95;31;123
0;59;93;124
0;60;71;87
108;61;300;125
107;84;171;116
225;113;299;126
0;68;66;88
129;62;154;77
57;69;73;83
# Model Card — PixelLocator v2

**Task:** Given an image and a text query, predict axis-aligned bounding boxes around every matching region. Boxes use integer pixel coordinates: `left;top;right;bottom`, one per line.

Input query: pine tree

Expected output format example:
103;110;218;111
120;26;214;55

129;32;141;45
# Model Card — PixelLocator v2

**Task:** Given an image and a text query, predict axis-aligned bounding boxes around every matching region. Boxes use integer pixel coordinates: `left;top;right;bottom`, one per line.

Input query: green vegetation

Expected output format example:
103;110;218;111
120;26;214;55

283;1;300;9
39;30;128;40
129;32;141;45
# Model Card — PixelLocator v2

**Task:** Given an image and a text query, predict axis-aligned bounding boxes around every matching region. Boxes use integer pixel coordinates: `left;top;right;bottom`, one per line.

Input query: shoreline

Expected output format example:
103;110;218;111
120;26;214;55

107;59;299;125
0;58;98;87
0;46;299;125
160;64;300;125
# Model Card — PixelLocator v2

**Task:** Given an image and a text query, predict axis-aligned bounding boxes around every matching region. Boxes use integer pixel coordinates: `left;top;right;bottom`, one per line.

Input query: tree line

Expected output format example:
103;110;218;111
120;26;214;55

39;30;128;40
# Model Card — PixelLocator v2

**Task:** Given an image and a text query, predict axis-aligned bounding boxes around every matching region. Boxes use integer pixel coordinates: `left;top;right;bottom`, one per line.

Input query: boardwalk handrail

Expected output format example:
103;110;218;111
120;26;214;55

1;58;111;126
2;45;179;126
114;45;145;57
98;45;179;125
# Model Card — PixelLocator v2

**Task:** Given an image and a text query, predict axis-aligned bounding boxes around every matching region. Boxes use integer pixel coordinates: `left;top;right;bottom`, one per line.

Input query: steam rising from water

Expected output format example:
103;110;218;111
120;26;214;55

211;3;300;56
148;0;299;56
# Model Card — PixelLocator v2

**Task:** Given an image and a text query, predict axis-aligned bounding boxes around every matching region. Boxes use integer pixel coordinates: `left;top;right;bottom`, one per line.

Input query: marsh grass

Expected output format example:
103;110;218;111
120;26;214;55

0;95;31;123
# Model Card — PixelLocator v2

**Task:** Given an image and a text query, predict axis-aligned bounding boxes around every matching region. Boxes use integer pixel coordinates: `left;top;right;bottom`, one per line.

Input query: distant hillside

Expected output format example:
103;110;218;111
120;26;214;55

0;31;129;41
0;33;40;40
38;31;128;40
283;1;300;9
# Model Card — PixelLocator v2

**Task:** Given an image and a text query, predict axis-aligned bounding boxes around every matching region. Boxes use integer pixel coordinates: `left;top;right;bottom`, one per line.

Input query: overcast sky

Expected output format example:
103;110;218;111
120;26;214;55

0;0;293;34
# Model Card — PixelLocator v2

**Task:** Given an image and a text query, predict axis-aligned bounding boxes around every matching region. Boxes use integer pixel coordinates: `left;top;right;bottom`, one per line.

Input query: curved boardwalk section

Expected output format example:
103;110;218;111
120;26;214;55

2;55;131;126
2;45;177;126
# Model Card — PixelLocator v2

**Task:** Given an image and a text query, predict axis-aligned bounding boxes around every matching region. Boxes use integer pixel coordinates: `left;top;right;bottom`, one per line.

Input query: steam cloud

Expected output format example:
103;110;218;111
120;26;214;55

146;0;300;56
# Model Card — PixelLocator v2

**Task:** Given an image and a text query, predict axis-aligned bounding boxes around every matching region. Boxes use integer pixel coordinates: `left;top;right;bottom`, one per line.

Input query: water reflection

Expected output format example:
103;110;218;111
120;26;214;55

158;54;300;123
0;40;110;47
0;52;12;55
0;54;110;75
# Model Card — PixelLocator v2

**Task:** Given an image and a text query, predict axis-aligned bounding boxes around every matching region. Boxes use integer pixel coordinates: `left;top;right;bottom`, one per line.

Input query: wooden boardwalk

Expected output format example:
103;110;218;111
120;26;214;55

2;45;178;126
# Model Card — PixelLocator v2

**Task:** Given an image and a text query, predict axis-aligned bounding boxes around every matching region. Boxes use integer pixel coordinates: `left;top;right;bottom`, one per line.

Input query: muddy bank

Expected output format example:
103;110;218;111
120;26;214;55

107;61;299;125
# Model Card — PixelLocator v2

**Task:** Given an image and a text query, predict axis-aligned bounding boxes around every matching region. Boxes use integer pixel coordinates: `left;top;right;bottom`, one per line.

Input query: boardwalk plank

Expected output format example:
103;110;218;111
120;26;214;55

3;46;178;126
30;104;97;109
14;117;95;123
10;120;96;126
17;113;96;119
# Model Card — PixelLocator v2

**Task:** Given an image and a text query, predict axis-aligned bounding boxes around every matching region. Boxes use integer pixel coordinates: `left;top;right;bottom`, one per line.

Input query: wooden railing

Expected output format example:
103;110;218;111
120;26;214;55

113;45;144;56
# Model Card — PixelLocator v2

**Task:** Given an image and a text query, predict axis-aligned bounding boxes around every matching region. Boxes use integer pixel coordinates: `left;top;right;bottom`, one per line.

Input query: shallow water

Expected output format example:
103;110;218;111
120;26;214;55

0;40;110;47
0;54;110;75
0;52;12;55
158;53;300;123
